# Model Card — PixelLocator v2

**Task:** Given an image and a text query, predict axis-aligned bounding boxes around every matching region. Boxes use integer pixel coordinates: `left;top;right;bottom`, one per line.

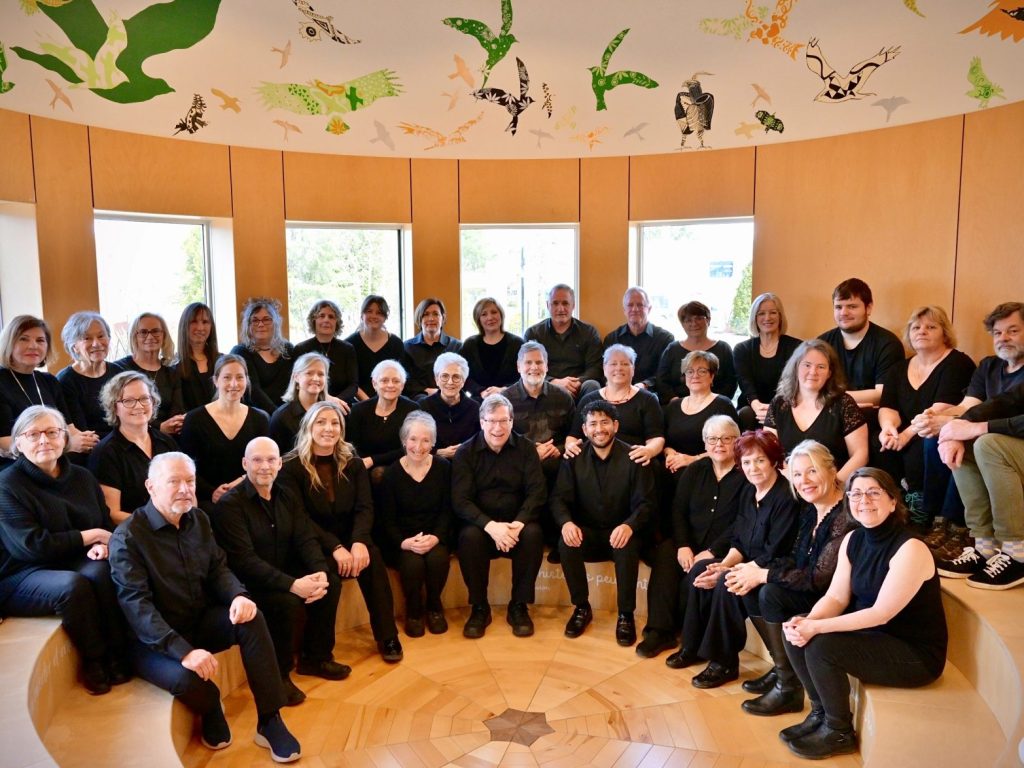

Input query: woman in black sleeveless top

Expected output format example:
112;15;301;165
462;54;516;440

780;467;947;760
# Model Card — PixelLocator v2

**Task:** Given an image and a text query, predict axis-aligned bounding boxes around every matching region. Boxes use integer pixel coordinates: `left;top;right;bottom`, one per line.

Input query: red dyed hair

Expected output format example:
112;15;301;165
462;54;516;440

734;429;785;469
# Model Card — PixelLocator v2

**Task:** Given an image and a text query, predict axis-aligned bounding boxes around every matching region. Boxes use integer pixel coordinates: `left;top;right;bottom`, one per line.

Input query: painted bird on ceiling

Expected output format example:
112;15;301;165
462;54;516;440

0;43;14;93
805;38;901;102
443;0;517;87
966;57;1005;108
398;111;485;150
257;70;402;133
746;0;804;59
589;28;659;111
960;1;1024;42
676;72;714;148
210;88;241;112
471;56;533;135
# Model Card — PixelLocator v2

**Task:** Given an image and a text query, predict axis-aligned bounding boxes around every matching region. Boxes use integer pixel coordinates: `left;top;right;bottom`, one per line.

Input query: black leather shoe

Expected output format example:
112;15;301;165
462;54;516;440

426;610;448;634
787;723;858;760
615;612;636;646
463;604;492;638
82;659;111;696
281;675;307;706
779;707;825;743
405;616;425;638
665;647;699;669
378;637;404;663
742;667;777;694
635;630;677;659
296;658;351;680
506;601;534;637
564;604;593;638
742;682;805;716
692;661;739;689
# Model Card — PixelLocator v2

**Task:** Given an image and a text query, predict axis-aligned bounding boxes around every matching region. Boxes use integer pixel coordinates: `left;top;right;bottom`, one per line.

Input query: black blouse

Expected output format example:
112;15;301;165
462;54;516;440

113;357;185;423
228;344;296;413
765;393;865;466
767;500;857;593
570;387;664;445
56;363;124;435
292;337;359;402
171;356;218;412
278;454;375;550
346;396;420;467
461;333;524;396
663;395;738;456
418;392;479;450
729;475;801;566
89;427;178;513
655;340;738;404
0;368;73;438
343;332;406;397
732;335;803;407
672;458;747;556
178;405;270;501
377;457;452;549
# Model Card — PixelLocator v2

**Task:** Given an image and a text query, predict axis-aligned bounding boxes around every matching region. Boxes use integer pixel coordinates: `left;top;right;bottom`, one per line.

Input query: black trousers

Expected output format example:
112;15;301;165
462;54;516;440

787;630;942;730
4;557;129;662
131;606;286;718
383;544;451;616
757;582;819;623
252;571;342;674
680;558;760;666
558;526;640;612
641;537;682;634
457;522;543;606
348;543;398;642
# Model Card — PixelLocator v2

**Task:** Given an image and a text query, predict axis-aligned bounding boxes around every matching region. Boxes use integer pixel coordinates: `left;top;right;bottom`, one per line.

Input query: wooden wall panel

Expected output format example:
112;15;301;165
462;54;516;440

580;157;629;336
31;117;98;364
0;109;35;203
459;159;579;223
629;148;755;221
955;101;1024;361
230;148;288;329
410;159;461;337
283;154;411;222
754;118;963;342
90;128;231;216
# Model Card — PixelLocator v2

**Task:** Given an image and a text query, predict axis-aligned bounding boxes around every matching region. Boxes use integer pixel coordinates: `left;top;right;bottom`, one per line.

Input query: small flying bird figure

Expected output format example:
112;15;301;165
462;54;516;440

370;120;395;151
966;57;1005;108
271;40;292;69
872;96;909;122
471;56;533;135
46;78;73;110
572;126;608;151
441;90;460;110
398;111;485;150
805;38;901;102
443;0;517;87
751;83;771;108
734;121;760;139
293;0;360;44
210;88;241;113
0;43;14;94
273;119;302;141
448;54;476;88
675;72;714;149
589;28;659;111
529;128;554;148
623;122;649;141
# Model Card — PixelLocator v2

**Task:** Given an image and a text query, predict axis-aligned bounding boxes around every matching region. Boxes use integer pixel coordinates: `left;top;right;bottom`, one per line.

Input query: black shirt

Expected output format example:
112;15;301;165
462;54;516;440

767;500;857;594
502;380;575;449
0;368;74;438
672;458;746;556
269;399;309;455
452;431;546;528
570;387;664;445
89;427;179;513
818;323;906;393
418;392;479;451
171;357;218;412
377;457;452;549
962;381;1024;438
293;337;359;402
732;335;803;407
109;502;247;660
113;357;185;423
729;475;801;567
347;396;420;467
550;439;654;532
178;405;270;501
523;318;603;383
655;340;738;403
664;395;739;456
602;323;676;390
343;332;406;397
56;363;124;435
228;344;296;413
765;393;866;466
278;454;375;549
461;333;524;396
966;355;1024;401
403;332;463;399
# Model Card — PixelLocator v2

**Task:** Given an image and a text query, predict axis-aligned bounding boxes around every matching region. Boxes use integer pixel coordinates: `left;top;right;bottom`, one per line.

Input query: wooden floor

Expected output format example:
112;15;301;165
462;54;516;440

171;607;861;768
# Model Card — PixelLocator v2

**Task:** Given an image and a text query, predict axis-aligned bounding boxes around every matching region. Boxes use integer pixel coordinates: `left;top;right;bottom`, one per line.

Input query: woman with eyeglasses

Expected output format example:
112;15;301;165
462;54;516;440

229;297;295;413
346;360;420;480
344;295;406;400
56;312;122;438
417;352;478;459
114;312;186;435
663;350;739;473
172;302;221;412
733;293;803;431
656;301;738;404
293;299;359;404
765;339;869;483
780;467;945;760
269;352;336;454
403;298;463;400
0;405;131;695
89;372;178;524
0;315;100;460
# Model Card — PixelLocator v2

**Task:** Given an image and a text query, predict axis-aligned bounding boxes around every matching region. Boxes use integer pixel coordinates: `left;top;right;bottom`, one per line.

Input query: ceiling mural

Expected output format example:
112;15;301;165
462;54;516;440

0;0;1021;159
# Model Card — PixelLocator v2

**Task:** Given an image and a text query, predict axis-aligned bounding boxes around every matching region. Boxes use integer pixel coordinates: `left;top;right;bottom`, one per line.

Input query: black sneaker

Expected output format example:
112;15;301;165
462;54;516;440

296;658;351;680
201;706;232;750
255;713;301;763
463;604;492;638
281;675;306;707
936;546;987;578
507;601;534;637
615;612;637;647
968;552;1024;591
635;630;677;659
564;604;593;638
378;637;404;663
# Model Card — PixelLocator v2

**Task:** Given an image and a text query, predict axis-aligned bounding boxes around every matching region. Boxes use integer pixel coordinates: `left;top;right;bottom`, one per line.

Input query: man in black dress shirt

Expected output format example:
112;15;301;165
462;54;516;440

108;452;300;762
603;287;675;391
214;437;346;707
551;400;654;646
452;394;546;639
523;284;603;400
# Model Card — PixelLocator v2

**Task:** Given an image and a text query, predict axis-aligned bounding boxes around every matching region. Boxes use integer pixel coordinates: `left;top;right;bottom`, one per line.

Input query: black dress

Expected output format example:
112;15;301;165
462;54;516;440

460;333;524;397
346;396;420;468
228;344;296;414
56;363;124;436
178;405;269;502
293;337;359;402
765;393;866;467
343;332;406;397
663;395;739;456
113;357;185;423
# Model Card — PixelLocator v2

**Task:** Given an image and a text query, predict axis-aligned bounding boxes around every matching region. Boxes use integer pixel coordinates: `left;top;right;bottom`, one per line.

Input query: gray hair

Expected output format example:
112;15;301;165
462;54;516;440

547;283;575;303
603;343;637;365
100;371;161;427
518;340;548;364
371;359;408;386
748;292;789;336
479;393;513;420
61;312;111;362
622;286;651;306
433;351;469;380
238;297;289;357
702;414;740;441
399;410;437;445
11;406;69;458
148;451;196;479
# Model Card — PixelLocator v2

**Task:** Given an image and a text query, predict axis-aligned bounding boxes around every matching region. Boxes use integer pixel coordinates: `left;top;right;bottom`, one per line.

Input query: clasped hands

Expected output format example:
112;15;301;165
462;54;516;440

485;520;524;552
290;571;330;603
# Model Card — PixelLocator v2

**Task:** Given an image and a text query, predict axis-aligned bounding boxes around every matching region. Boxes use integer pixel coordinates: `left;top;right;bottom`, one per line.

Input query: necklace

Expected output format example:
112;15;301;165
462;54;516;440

10;369;45;406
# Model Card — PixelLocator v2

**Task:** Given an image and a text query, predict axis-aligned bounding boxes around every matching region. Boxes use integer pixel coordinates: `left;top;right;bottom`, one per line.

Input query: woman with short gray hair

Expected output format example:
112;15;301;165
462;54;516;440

56;311;122;437
346;360;420;479
418;352;478;458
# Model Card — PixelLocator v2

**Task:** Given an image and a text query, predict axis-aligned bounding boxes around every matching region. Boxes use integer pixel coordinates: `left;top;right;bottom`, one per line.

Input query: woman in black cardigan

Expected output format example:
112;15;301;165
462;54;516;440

0;406;129;695
278;401;403;663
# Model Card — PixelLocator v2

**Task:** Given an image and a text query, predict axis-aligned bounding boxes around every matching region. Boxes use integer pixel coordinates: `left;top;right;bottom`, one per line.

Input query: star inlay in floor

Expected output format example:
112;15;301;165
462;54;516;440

483;707;555;746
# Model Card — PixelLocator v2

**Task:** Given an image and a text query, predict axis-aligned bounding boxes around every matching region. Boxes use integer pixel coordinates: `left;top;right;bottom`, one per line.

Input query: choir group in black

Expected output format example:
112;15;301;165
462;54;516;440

5;277;1024;762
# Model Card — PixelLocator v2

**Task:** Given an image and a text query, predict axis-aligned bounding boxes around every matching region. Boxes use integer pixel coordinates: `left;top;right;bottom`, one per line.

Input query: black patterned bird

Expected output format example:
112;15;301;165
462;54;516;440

589;28;659;111
443;0;517;87
471;57;533;135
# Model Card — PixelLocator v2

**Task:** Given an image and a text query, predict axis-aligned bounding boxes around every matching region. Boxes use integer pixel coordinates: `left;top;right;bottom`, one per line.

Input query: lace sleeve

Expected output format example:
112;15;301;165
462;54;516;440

764;396;784;429
840;394;867;435
769;509;854;593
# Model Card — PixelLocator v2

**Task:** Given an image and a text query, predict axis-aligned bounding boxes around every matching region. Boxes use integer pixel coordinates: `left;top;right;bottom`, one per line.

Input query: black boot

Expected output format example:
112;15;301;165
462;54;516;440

779;705;824;743
742;667;777;694
743;621;804;717
787;722;858;759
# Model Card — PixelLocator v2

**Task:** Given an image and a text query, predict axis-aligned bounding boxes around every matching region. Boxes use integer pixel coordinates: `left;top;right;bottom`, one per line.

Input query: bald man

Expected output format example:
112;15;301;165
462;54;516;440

214;437;346;707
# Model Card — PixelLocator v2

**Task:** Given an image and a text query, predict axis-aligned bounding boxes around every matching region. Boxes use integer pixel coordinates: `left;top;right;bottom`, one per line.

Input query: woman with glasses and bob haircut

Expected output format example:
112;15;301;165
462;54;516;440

114;312;185;435
656;301;738;404
293;299;359;403
779;467;945;760
89;372;177;524
229;297;295;413
663;350;738;474
0;405;131;695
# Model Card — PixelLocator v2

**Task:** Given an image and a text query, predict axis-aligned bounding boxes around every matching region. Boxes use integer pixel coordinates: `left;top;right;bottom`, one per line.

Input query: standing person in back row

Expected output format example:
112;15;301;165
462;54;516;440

602;287;675;392
524;285;603;400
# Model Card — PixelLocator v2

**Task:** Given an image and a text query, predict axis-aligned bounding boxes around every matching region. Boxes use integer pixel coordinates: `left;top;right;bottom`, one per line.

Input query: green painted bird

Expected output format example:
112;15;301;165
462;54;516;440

257;70;403;132
966;56;1005;108
589;28;659;111
443;0;517;87
0;42;15;94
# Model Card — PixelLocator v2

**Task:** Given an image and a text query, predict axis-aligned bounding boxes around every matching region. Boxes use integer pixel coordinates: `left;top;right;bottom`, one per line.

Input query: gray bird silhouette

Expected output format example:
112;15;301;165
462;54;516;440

872;96;909;122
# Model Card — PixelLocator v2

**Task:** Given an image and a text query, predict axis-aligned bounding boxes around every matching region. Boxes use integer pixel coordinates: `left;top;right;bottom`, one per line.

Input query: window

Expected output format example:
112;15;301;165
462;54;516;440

460;226;578;337
94;215;210;360
637;218;754;347
285;225;405;343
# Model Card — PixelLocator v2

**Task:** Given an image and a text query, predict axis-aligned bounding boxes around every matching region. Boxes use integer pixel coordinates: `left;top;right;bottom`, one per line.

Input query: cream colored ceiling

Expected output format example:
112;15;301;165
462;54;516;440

0;0;1021;159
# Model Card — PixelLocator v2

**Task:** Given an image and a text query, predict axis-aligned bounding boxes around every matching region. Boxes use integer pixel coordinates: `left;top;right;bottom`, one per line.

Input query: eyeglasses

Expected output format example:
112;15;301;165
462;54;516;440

136;329;163;338
250;317;273;326
846;489;889;502
18;428;63;442
118;396;153;409
684;368;711;377
705;436;736;445
482;418;512;426
438;373;464;383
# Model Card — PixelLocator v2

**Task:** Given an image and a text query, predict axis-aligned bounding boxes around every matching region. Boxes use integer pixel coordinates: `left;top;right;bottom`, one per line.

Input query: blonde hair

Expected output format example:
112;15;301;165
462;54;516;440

287;401;354;490
786;439;840;498
903;305;956;349
128;313;175;363
748;293;789;336
282;352;330;403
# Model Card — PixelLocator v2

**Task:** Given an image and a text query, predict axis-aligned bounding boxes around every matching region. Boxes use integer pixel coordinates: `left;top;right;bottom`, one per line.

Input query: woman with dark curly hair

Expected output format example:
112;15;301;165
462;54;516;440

229;297;295;413
293;299;359;404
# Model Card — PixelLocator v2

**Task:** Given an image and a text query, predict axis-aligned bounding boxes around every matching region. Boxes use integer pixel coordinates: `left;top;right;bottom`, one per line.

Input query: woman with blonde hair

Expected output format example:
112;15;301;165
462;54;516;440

269;352;338;454
460;297;524;398
733;293;802;431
